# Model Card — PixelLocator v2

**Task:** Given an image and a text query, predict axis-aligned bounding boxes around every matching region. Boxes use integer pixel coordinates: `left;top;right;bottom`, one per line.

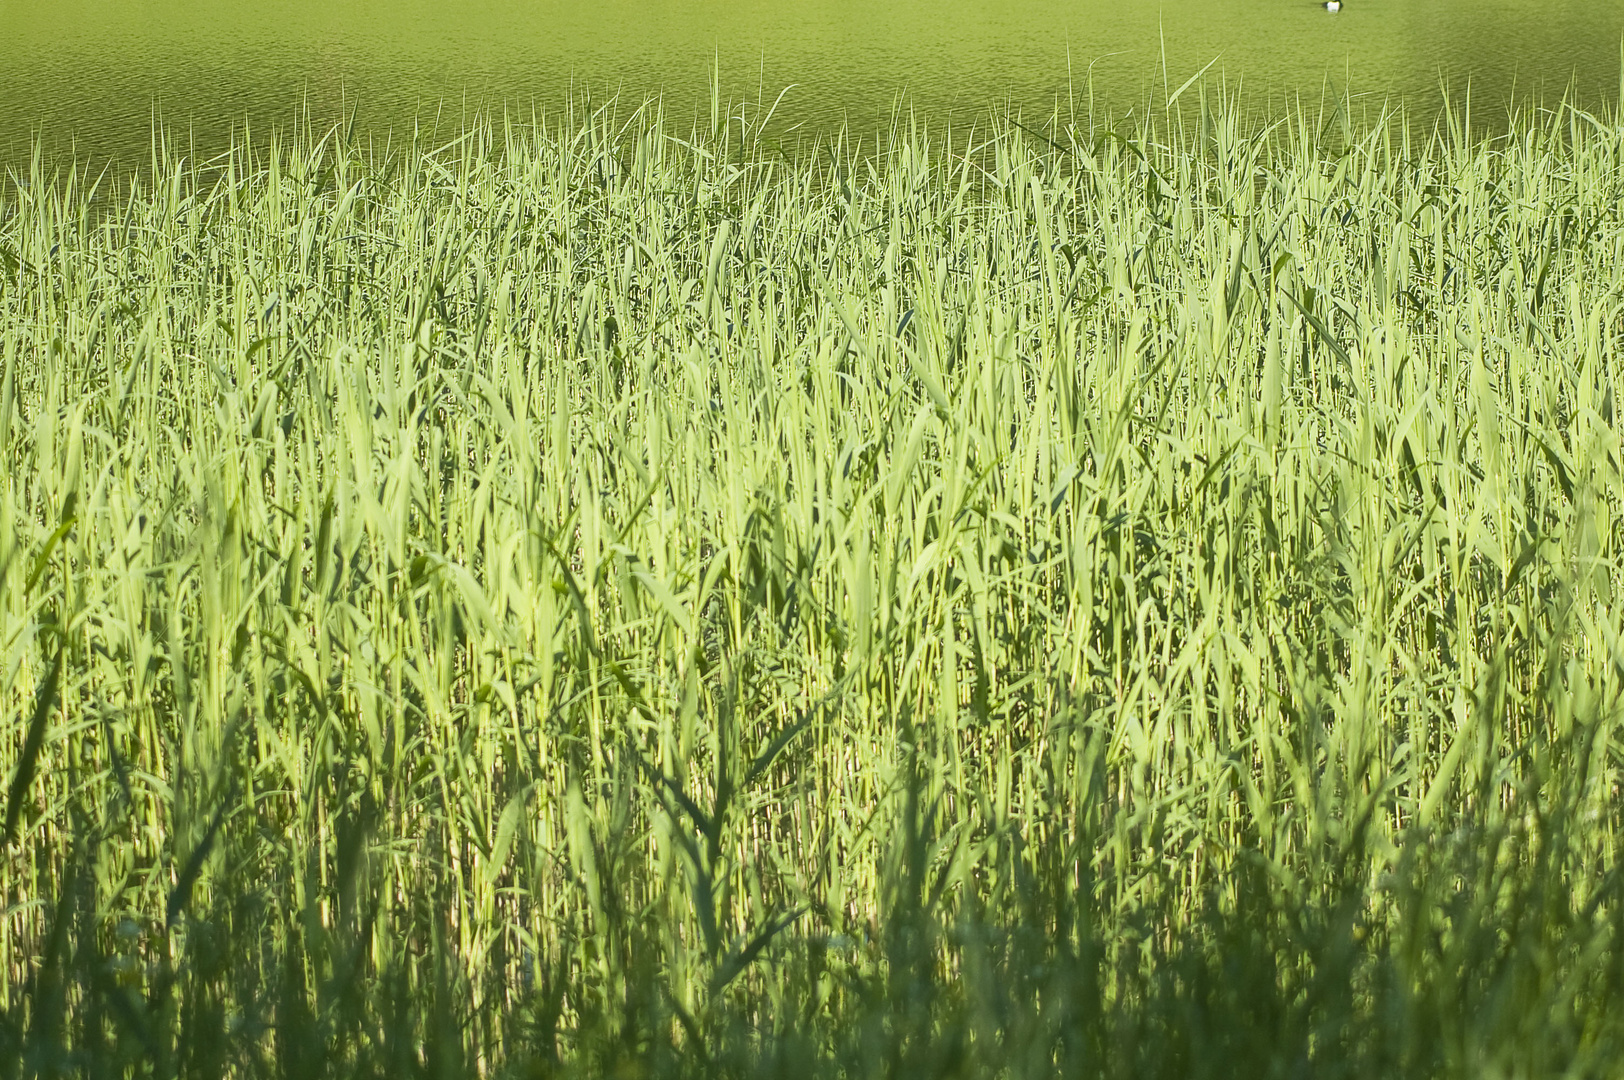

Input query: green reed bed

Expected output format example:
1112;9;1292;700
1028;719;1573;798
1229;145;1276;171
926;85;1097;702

1;88;1622;1077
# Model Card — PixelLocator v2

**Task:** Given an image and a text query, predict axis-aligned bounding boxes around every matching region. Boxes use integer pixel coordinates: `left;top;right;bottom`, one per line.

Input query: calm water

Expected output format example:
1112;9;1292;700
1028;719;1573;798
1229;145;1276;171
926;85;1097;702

2;0;1621;171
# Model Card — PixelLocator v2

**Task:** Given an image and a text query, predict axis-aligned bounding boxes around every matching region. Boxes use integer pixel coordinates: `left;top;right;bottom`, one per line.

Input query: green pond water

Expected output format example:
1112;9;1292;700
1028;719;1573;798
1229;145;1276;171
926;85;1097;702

2;0;1622;171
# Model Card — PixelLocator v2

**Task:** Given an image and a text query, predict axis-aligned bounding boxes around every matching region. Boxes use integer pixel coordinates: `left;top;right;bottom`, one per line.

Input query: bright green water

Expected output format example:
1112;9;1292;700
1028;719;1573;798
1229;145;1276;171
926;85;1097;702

2;0;1621;170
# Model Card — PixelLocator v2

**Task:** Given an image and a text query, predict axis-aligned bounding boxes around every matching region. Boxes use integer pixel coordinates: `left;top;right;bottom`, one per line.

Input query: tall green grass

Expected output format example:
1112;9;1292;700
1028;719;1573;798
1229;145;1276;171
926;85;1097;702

1;86;1622;1077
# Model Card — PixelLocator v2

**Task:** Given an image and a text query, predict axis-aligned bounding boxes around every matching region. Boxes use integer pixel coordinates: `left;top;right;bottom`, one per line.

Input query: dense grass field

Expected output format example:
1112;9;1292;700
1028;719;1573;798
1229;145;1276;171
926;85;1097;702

1;87;1623;1078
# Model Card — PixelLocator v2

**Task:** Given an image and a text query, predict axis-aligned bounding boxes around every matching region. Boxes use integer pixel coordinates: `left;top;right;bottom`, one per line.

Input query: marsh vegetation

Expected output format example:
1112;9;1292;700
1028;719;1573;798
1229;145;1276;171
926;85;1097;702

2;89;1623;1077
